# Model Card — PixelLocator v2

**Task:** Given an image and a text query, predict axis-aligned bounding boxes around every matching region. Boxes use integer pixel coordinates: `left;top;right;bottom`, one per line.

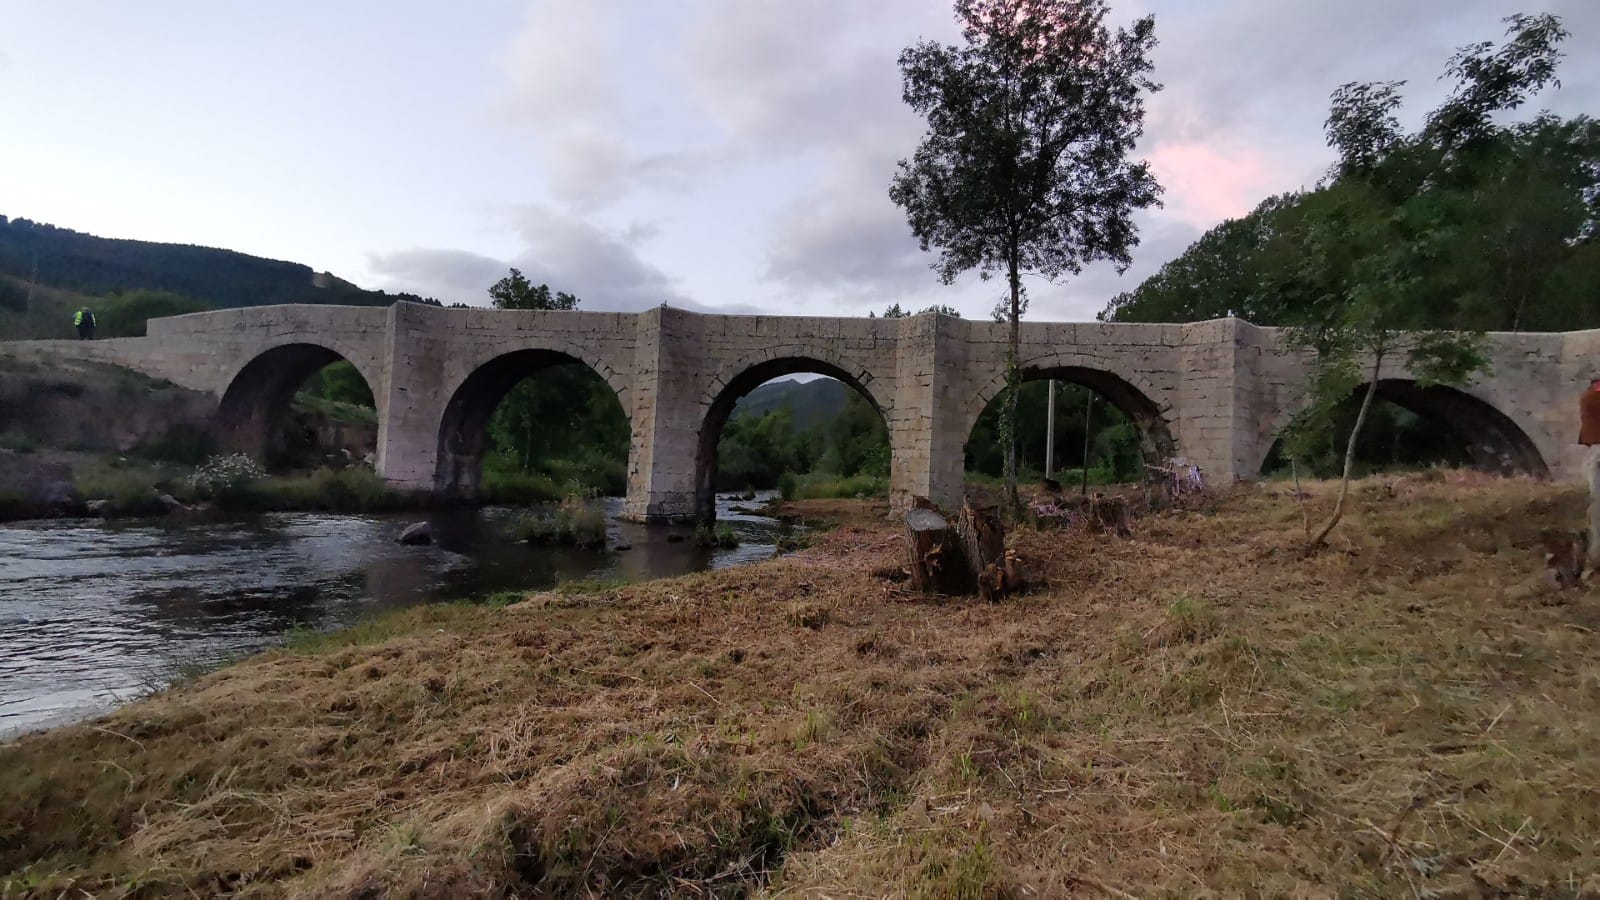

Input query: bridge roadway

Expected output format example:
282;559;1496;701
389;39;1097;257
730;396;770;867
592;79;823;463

7;302;1584;520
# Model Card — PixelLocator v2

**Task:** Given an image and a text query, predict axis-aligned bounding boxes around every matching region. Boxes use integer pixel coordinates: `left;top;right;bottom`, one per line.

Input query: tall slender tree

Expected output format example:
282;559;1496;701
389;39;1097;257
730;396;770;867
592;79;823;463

1273;14;1569;545
890;0;1162;511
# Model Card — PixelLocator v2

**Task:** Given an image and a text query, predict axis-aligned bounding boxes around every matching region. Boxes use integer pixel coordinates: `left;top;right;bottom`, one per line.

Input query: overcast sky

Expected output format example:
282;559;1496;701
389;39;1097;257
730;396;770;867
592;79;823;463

2;1;1596;321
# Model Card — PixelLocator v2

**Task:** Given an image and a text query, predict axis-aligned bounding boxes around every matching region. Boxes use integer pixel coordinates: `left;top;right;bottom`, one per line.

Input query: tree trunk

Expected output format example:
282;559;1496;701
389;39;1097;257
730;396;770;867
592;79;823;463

905;508;975;595
1003;253;1022;516
1311;353;1383;547
958;497;1028;602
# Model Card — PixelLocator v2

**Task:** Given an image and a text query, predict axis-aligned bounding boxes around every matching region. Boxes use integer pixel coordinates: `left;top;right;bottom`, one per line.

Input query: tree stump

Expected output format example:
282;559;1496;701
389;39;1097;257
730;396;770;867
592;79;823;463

958;497;1005;575
905;507;975;595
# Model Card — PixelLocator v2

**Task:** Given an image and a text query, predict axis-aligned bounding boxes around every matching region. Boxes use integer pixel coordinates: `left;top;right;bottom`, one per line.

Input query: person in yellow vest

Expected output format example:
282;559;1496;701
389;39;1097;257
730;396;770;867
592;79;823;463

1580;377;1600;568
73;307;95;340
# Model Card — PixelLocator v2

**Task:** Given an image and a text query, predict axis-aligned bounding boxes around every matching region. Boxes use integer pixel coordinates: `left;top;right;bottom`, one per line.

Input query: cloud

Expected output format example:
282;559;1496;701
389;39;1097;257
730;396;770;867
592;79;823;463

442;0;1600;320
366;248;507;303
678;0;957;155
1146;141;1296;230
368;205;767;314
492;1;701;210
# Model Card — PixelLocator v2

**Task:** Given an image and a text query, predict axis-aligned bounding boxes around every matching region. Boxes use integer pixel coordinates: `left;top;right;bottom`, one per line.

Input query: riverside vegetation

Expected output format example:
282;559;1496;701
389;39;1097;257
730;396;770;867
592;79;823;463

3;474;1597;895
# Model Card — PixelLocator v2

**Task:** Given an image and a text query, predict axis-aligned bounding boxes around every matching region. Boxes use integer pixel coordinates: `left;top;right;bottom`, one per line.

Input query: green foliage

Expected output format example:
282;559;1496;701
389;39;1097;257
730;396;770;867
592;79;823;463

246;467;397;512
874;302;962;319
0;217;393;309
479;465;565;505
95;290;211;338
187;453;268;502
488;268;579;311
966;381;1143;483
715;388;891;494
486;364;629;497
73;457;190;513
298;361;374;408
891;0;1162;509
476;275;630;500
1106;16;1597;335
509;495;607;548
789;473;890;500
694;523;741;549
1277;15;1564;541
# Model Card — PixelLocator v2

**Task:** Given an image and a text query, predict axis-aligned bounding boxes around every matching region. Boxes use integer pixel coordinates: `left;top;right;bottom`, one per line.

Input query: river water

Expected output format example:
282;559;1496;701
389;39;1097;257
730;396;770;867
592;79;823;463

0;494;793;739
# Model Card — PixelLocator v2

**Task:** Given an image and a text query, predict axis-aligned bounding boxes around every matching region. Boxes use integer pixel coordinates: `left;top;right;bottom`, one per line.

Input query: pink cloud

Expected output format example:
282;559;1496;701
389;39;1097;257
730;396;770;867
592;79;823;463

1147;141;1295;231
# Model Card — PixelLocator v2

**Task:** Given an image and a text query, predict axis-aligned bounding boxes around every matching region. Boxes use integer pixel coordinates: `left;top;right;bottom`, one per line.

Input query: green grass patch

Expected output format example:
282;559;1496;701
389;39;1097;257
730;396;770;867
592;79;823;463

507;495;608;548
695;522;741;549
788;472;889;500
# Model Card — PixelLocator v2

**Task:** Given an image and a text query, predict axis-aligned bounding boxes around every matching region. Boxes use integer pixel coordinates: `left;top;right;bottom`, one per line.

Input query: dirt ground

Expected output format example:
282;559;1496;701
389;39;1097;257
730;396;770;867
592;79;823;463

4;472;1600;897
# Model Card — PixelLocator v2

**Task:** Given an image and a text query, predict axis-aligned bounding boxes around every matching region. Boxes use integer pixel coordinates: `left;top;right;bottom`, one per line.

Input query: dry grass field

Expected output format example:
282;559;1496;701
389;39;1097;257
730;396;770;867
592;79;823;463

4;473;1599;897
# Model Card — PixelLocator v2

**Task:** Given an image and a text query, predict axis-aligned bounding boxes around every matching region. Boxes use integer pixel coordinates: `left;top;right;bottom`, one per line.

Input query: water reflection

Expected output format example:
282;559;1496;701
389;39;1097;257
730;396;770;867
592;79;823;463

0;493;794;738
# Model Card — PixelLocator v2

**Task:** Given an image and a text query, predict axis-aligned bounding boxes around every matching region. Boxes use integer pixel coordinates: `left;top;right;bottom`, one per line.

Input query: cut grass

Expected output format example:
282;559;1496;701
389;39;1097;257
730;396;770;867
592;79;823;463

3;473;1599;896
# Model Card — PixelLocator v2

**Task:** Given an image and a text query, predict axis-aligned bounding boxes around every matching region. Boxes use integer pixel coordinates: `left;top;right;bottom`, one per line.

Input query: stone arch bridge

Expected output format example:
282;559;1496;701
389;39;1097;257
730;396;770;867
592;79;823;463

8;302;1586;520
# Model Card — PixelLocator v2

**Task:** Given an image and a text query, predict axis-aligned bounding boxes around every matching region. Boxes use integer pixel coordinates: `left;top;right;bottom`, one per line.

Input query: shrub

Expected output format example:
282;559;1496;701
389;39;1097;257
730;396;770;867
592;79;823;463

481;466;563;505
188;453;267;502
791;473;889;500
694;523;741;549
509;494;607;548
778;472;798;501
246;467;398;512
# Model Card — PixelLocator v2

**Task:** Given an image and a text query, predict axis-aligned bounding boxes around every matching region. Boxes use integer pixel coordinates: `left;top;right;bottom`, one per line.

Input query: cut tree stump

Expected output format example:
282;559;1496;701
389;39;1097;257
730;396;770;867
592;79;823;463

957;497;1005;575
905;507;976;595
958;498;1023;602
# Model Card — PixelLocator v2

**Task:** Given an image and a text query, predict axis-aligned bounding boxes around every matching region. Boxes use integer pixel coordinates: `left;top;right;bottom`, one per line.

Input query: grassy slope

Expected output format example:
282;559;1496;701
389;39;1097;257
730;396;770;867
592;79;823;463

3;474;1599;896
0;275;94;341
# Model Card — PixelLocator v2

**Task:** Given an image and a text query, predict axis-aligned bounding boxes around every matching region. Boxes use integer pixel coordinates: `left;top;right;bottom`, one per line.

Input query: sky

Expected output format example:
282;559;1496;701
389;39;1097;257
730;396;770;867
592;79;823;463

2;1;1597;322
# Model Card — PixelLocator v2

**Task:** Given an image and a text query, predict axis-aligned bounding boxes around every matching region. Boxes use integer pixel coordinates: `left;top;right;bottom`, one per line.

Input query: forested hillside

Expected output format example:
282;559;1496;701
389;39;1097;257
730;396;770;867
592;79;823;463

0;216;386;310
0;216;459;340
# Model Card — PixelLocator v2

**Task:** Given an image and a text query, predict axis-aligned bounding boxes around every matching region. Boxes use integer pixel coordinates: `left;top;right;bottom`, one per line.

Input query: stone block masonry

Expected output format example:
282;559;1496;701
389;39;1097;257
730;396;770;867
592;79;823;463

3;304;1577;521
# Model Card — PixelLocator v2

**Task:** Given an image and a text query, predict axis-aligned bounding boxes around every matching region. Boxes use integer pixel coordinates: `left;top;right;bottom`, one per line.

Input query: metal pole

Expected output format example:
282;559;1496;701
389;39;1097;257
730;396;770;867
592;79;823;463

1044;380;1056;479
1081;392;1094;499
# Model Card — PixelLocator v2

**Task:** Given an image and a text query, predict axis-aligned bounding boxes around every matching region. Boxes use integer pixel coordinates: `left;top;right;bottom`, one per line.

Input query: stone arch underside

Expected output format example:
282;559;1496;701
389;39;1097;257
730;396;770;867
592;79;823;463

965;357;1178;468
693;355;890;523
434;348;630;496
216;342;378;465
1257;379;1549;478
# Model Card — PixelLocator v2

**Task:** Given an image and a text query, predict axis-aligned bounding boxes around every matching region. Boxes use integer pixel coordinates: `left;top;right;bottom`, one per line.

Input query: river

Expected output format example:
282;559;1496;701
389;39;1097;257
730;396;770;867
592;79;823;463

0;494;794;739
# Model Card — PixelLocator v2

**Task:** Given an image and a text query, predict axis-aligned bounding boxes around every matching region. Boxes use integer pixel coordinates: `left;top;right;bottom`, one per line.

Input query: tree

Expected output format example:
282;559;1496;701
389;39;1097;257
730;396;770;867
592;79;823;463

488;268;578;311
891;0;1162;511
1276;14;1568;545
97;290;212;338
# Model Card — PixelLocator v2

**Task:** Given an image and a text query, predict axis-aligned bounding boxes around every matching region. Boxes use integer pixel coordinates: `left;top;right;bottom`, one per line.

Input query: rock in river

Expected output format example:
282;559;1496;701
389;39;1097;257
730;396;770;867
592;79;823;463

397;522;433;546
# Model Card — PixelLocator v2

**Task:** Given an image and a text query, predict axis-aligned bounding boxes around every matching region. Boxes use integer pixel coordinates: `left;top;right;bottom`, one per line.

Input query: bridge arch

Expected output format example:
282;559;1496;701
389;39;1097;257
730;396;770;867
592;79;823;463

434;347;631;496
695;352;893;523
216;341;381;466
963;353;1178;471
1258;378;1549;478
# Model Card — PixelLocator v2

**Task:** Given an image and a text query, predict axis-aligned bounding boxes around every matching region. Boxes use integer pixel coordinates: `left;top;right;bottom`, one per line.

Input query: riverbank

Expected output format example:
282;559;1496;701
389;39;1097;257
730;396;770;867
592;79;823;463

4;474;1598;895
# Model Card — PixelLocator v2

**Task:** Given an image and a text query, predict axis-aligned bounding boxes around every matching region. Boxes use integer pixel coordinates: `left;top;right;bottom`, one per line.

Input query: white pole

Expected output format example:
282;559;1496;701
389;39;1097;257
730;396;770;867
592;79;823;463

1044;379;1056;479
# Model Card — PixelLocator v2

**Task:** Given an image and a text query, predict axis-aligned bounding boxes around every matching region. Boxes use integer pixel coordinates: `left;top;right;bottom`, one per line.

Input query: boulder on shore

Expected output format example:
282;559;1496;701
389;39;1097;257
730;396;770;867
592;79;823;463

397;522;433;546
156;493;186;513
85;499;112;516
